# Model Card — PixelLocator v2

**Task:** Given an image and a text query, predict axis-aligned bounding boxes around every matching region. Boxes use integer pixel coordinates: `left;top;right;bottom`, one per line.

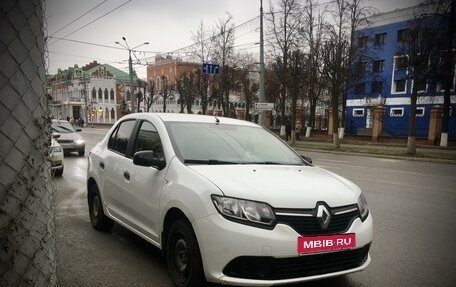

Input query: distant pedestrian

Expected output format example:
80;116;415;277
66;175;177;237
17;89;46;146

285;118;291;141
80;118;84;127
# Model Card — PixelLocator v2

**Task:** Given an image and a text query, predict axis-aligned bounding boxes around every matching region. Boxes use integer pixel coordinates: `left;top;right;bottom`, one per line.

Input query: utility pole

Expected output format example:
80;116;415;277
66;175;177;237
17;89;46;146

259;0;266;127
116;37;149;113
83;74;88;127
128;48;135;112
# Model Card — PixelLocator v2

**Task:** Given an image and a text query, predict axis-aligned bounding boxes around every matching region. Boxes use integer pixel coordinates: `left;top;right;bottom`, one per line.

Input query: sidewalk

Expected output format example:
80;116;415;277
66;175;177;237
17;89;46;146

291;137;456;163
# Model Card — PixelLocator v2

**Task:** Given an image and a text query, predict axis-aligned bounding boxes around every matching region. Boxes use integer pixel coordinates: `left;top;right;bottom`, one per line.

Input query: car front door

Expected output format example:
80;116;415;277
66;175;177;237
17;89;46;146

121;120;168;244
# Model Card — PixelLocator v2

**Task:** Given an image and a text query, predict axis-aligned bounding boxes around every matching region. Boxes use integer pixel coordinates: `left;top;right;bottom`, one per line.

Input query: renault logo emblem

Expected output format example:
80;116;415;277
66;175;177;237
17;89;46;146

316;204;331;229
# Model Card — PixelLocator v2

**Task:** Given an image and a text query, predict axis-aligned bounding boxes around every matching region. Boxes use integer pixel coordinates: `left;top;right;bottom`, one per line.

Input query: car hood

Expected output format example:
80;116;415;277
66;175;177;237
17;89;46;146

189;165;360;208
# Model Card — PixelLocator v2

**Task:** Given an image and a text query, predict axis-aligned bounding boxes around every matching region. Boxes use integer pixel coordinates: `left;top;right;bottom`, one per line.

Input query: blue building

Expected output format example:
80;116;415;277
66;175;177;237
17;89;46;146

345;5;456;139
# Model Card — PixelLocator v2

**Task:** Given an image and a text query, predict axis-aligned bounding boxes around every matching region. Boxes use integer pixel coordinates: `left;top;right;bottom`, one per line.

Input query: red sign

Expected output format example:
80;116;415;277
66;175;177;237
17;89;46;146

298;234;356;254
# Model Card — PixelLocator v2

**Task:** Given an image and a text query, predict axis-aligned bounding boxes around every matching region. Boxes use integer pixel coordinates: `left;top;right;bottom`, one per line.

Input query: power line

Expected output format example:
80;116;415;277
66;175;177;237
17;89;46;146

48;36;163;54
48;0;133;46
49;0;110;38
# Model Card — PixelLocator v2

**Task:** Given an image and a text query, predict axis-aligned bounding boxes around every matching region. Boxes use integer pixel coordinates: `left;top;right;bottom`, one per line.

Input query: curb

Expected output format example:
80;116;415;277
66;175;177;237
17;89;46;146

294;147;456;165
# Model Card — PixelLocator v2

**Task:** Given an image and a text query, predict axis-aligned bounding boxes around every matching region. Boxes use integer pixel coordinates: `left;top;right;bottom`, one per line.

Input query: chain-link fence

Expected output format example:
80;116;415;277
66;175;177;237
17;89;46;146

0;0;56;286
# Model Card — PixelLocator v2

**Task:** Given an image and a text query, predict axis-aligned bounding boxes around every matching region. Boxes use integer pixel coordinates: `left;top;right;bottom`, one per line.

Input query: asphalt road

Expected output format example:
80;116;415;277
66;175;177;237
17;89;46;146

54;128;456;287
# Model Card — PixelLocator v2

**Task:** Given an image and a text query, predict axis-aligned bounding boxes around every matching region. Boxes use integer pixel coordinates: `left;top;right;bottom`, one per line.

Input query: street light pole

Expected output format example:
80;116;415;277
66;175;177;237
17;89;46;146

259;0;266;127
116;37;149;113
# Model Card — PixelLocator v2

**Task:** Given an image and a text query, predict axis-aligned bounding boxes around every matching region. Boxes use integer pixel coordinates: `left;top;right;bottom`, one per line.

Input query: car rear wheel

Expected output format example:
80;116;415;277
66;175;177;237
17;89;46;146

78;149;85;156
166;220;205;287
88;185;114;231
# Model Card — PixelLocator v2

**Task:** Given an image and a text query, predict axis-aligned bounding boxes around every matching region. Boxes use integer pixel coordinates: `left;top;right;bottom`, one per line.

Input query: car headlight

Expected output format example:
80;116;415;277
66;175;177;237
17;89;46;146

74;139;85;145
211;195;275;228
357;193;369;221
52;146;62;153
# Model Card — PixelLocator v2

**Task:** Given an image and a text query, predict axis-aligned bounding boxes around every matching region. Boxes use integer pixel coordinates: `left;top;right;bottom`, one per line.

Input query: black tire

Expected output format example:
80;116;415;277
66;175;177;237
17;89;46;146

88;185;114;231
166;220;205;287
54;166;63;177
78;149;85;156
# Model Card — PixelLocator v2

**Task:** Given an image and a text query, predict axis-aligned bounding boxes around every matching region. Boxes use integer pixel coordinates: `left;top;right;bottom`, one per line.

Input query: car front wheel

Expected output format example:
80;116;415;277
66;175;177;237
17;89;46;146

88;184;114;231
166;220;205;287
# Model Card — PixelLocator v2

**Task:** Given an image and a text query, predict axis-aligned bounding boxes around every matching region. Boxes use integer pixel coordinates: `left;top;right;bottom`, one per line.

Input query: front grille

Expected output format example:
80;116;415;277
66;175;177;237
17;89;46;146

275;204;359;235
57;139;74;144
223;244;370;280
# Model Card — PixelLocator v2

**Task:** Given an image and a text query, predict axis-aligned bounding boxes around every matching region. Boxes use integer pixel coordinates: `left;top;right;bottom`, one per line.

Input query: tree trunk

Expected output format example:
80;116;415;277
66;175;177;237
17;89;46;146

1;0;56;285
407;87;418;155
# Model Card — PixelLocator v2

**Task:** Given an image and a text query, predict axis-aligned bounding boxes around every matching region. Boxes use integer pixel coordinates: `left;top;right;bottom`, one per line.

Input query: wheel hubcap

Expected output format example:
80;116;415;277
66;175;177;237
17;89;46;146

92;195;100;217
175;238;189;276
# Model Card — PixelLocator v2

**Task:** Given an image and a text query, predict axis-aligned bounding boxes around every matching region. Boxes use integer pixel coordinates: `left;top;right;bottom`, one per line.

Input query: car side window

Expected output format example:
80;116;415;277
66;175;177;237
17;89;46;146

134;121;164;159
108;120;136;155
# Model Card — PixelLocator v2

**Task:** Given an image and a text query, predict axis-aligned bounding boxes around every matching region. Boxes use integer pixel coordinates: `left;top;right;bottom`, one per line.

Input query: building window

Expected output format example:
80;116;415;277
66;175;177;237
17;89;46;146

373;60;385;72
390;107;404;117
393;79;407;93
397;29;409;42
394;56;408;71
98;88;102;99
110;88;114;100
372;81;383;93
416;107;425;117
375;33;387;45
353;108;365;117
358;36;368;48
355;83;365;95
111;108;115;119
92;87;96;99
104;88;109;100
414;80;427;92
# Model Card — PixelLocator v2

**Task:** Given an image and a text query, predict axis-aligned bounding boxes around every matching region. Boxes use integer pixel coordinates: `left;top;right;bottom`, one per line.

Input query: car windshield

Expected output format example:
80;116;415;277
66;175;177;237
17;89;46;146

165;122;304;165
51;121;76;133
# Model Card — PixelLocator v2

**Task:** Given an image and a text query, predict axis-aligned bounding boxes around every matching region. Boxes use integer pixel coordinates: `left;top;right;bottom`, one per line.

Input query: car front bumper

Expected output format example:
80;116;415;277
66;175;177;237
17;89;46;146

193;212;373;286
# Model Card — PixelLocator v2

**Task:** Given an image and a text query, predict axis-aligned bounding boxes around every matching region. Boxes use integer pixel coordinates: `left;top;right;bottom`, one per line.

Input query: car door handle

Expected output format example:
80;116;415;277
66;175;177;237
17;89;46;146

123;171;130;181
99;161;105;169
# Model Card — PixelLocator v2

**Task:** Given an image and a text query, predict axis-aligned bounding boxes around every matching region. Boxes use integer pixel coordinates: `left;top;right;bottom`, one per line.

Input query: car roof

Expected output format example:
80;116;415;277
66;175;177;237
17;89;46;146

123;113;259;127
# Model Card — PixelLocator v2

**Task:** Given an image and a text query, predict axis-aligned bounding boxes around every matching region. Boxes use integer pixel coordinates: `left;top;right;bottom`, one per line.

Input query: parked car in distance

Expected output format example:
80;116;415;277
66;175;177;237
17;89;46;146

50;136;64;176
51;119;85;156
87;113;373;287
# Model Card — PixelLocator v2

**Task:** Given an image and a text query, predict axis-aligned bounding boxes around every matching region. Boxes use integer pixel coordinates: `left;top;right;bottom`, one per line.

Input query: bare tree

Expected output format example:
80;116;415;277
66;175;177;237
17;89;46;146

321;0;352;148
288;49;307;144
144;80;155;112
213;13;236;115
190;22;215;114
176;72;198;114
425;0;456;146
267;0;303;137
397;14;442;154
236;52;259;121
302;0;327;131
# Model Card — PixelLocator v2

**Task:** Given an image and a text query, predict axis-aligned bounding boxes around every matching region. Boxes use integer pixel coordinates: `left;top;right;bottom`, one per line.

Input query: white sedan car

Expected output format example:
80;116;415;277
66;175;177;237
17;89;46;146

50;138;64;176
87;113;373;287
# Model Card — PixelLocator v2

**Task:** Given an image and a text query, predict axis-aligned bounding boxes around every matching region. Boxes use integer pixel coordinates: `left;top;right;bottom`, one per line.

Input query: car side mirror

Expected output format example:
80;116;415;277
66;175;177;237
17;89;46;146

133;150;166;170
53;133;61;139
301;155;312;164
76;128;82;132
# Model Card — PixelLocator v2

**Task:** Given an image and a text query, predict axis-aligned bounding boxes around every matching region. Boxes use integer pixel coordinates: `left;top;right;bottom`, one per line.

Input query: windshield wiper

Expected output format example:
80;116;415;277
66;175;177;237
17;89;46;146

183;159;239;165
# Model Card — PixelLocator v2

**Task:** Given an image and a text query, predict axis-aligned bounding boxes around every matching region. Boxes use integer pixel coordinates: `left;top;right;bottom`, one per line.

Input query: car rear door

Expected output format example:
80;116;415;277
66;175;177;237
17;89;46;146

101;119;137;221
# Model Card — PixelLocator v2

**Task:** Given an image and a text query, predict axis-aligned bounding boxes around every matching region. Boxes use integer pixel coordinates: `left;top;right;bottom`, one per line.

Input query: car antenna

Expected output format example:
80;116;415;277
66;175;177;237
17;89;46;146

214;115;220;124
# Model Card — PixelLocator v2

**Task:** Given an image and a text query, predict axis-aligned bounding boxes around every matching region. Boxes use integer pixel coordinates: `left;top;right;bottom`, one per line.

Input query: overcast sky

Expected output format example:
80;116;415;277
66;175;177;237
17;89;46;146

45;0;420;79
